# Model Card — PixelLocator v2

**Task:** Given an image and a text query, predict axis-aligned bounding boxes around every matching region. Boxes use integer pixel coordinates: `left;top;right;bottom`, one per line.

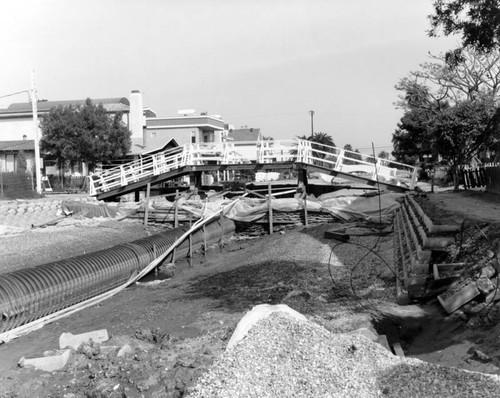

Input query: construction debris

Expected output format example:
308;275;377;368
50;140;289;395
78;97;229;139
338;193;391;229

59;329;110;350
393;193;500;321
18;349;71;372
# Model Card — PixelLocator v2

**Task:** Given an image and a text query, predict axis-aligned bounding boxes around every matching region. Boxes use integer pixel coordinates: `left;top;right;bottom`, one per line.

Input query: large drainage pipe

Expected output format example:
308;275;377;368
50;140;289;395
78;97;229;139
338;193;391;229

0;216;235;334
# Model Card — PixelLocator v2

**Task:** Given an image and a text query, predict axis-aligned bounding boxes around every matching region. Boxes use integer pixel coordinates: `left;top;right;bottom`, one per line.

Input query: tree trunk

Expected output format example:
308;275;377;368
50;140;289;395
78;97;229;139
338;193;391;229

60;160;64;190
452;165;461;191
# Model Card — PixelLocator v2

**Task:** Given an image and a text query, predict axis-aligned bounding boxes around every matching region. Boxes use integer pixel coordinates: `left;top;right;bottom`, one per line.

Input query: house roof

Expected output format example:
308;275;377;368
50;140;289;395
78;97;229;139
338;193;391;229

0;97;130;116
227;128;261;142
129;137;180;156
0;140;35;151
146;115;225;130
141;138;180;156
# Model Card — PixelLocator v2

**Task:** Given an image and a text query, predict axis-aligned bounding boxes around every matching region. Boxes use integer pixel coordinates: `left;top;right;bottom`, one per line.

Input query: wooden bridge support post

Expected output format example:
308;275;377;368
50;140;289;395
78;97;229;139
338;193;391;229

144;183;151;227
153;244;158;276
297;168;308;193
304;197;309;227
174;190;179;228
189;171;203;190
203;225;207;257
268;182;273;234
188;233;193;268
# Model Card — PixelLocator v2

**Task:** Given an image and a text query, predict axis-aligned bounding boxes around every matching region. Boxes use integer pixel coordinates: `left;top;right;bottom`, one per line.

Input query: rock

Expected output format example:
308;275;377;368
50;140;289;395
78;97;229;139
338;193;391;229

476;277;495;295
134;328;169;344
283;290;311;301
176;355;196;368
474;349;492;362
117;344;133;358
78;341;101;358
159;262;176;278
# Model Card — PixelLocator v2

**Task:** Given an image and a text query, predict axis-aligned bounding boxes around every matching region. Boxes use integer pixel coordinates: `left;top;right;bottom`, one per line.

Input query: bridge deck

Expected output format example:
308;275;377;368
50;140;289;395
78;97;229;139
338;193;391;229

91;139;417;201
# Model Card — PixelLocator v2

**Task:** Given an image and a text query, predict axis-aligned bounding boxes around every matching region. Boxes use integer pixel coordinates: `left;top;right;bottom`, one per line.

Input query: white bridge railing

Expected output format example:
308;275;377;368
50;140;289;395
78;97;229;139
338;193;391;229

89;139;418;196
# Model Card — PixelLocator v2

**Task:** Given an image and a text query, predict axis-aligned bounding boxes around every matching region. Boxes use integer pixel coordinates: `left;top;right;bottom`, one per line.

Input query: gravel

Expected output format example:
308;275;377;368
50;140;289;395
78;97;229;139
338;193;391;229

188;311;500;398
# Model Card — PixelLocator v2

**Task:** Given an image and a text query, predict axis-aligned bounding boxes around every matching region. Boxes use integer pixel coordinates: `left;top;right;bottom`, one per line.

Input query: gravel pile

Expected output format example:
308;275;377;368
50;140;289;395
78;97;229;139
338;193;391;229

188;311;500;397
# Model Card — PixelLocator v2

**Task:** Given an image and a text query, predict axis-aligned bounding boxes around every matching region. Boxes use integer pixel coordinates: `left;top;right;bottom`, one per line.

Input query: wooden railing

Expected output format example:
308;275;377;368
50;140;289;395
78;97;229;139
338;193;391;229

89;139;418;196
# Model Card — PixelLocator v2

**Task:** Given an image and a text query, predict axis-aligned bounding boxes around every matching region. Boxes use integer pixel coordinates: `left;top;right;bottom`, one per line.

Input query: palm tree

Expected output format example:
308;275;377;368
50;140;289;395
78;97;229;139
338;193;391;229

292;132;335;151
306;132;336;160
310;132;335;148
291;132;336;164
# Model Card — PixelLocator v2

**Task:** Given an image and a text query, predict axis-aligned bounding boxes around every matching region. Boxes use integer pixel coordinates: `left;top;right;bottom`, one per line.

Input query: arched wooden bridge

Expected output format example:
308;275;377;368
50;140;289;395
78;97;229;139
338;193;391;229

89;139;418;201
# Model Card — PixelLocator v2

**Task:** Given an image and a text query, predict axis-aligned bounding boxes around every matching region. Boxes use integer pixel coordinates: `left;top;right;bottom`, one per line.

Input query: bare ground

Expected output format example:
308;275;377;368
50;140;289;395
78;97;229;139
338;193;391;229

0;189;499;397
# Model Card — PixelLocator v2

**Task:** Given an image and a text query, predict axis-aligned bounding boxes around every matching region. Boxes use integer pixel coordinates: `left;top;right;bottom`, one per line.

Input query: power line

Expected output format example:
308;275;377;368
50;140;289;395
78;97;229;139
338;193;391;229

0;90;30;100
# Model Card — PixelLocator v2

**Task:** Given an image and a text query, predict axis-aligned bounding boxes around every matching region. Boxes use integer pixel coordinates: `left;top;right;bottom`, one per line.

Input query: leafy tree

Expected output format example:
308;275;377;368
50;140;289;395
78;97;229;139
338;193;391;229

392;105;438;165
309;132;335;148
377;151;389;159
394;46;500;189
343;144;363;165
16;150;28;173
40;99;132;176
429;0;500;52
395;47;500;108
40;105;81;180
292;132;336;159
432;97;497;189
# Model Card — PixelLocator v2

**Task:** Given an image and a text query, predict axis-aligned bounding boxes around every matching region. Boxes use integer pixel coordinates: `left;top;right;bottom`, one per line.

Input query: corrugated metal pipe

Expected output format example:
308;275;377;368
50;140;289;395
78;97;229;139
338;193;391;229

0;216;235;334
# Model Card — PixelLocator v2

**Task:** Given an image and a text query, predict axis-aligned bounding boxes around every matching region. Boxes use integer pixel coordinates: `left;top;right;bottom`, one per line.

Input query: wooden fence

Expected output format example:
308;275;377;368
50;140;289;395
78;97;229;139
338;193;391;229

462;167;487;189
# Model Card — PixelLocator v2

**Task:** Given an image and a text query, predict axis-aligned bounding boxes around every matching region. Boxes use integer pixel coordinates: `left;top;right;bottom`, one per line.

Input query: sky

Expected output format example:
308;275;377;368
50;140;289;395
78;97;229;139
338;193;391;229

0;0;458;152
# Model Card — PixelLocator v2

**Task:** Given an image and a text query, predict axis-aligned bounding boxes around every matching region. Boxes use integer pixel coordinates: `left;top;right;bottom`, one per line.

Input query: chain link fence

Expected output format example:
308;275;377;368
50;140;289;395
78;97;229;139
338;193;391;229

0;172;89;199
0;171;37;199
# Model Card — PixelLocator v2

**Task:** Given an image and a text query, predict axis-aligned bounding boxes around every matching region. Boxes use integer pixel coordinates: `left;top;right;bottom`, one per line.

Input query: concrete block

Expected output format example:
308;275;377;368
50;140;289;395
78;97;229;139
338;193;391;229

59;329;109;350
392;342;405;357
19;349;71;372
438;282;481;314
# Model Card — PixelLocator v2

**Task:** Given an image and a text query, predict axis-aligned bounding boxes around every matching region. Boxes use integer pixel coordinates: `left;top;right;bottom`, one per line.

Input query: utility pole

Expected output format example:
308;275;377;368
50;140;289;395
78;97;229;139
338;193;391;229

30;71;42;194
309;110;314;138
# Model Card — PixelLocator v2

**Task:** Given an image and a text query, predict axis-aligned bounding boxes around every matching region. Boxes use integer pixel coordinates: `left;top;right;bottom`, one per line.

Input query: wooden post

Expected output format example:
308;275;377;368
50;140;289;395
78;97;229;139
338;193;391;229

144;183;151;226
431;167;435;193
203;224;207;257
188;214;193;267
153;244;158;276
304;196;309;227
0;162;3;197
268;182;273;234
174;189;179;228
